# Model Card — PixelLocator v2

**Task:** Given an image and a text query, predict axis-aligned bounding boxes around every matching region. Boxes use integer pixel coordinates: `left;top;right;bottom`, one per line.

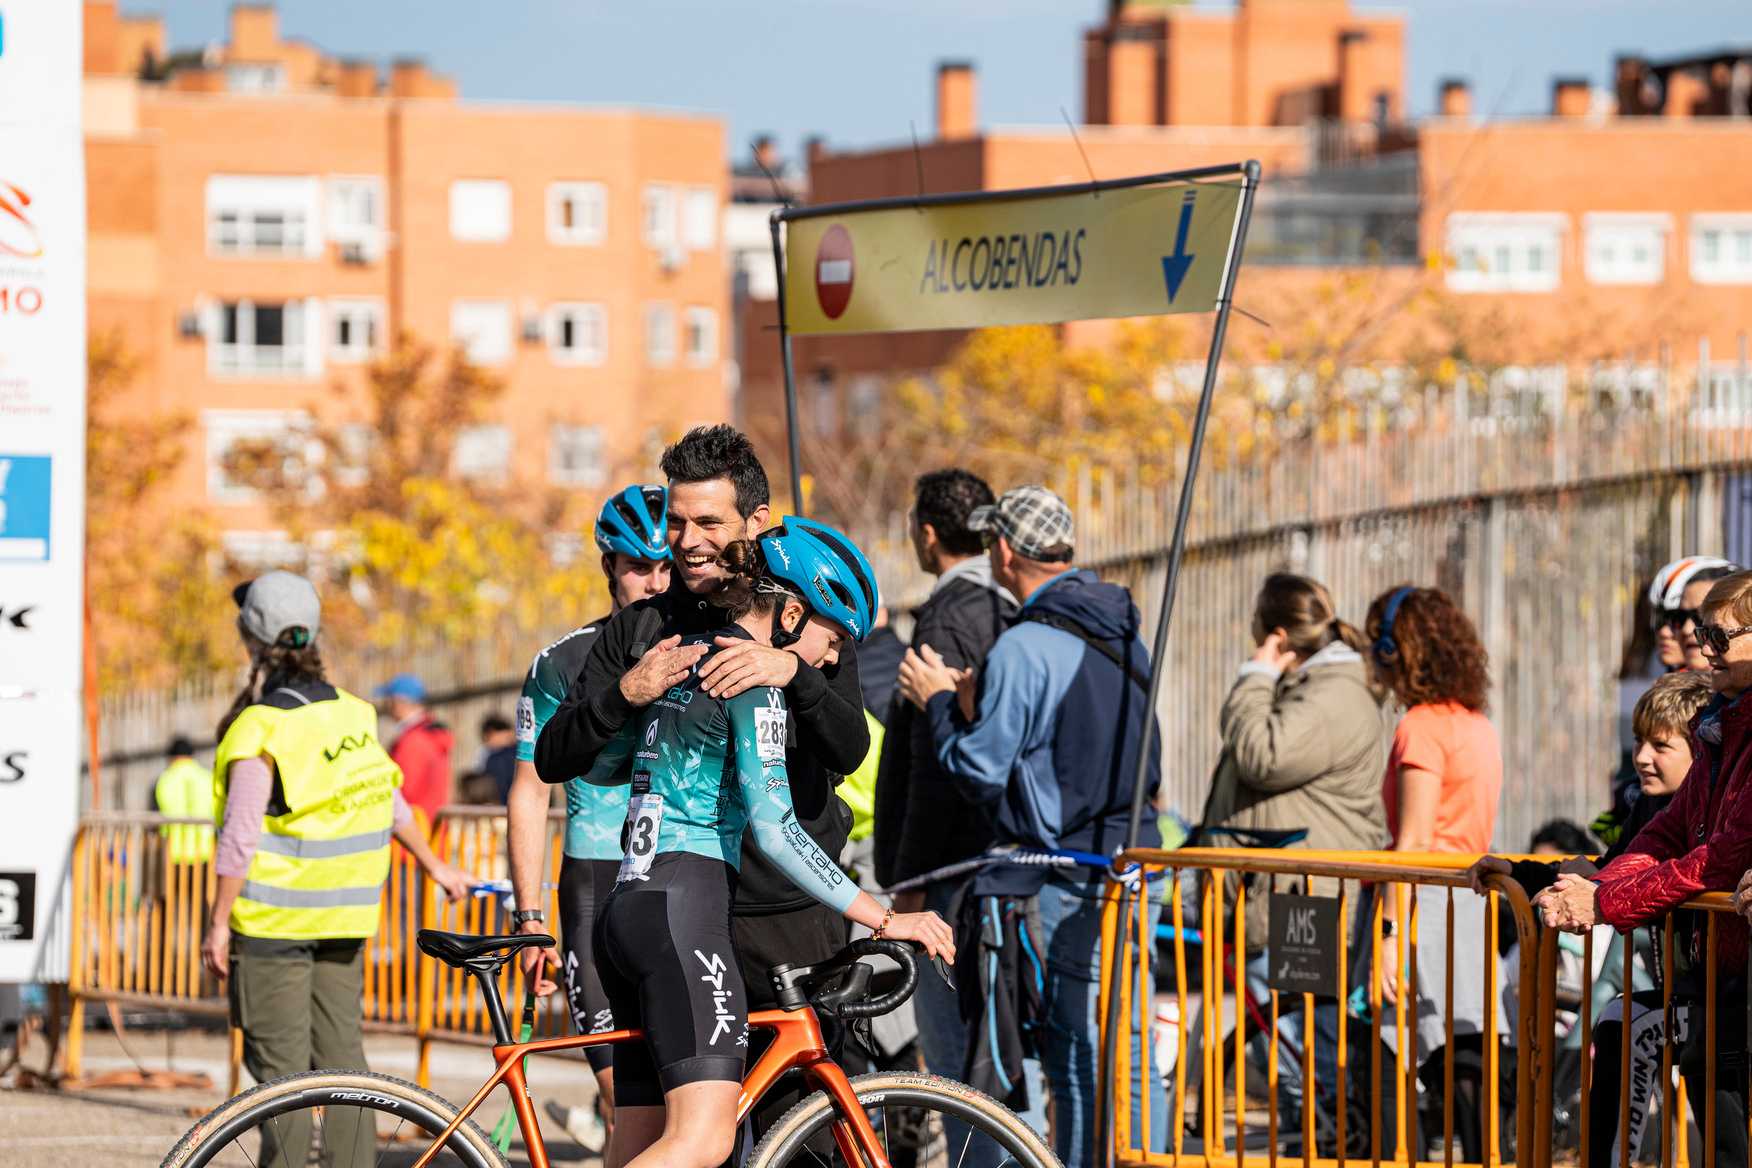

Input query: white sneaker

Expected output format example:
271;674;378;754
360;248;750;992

543;1099;606;1153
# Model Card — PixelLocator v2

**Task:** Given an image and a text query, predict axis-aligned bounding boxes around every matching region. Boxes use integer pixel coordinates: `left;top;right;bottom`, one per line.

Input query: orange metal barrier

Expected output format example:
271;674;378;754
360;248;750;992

64;807;570;1090
1101;847;1544;1168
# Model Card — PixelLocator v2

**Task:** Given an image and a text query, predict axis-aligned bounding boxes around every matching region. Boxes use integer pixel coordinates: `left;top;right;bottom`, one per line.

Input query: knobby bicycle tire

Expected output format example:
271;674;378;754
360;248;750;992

159;1069;507;1168
748;1070;1061;1168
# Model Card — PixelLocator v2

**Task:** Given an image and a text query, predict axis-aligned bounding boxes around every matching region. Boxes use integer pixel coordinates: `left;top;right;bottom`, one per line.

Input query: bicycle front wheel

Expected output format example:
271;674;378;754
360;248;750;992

159;1069;507;1168
749;1070;1060;1168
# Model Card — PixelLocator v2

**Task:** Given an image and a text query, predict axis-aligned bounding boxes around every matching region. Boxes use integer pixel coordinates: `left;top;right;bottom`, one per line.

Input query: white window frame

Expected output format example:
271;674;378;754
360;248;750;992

226;62;286;94
1444;212;1565;293
208;297;321;378
547;302;607;366
450;299;513;366
328;298;384;364
683;306;717;367
1583;213;1668;286
549;424;606;488
547;182;607;246
642;184;677;249
327;176;385;252
452;424;513;483
682;187;716;250
449;179;512;243
206;175;323;259
202;409;312;504
644;302;676;367
1690;214;1752;285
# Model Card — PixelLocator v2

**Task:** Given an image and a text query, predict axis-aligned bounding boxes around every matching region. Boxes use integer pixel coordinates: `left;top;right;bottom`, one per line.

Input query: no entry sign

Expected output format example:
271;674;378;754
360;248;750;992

814;223;854;320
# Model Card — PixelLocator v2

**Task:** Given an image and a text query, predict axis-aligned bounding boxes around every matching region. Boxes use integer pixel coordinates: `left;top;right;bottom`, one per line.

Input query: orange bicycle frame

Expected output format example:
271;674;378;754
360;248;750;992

409;1006;889;1168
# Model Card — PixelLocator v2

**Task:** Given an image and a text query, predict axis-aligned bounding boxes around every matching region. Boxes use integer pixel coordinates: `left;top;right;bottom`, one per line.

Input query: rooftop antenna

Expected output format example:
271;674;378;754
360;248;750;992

1060;107;1099;197
909;120;927;207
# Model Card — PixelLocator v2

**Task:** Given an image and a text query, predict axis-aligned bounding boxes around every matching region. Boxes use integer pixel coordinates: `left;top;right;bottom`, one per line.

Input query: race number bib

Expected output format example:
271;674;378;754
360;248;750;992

515;696;536;746
754;704;787;764
617;793;665;884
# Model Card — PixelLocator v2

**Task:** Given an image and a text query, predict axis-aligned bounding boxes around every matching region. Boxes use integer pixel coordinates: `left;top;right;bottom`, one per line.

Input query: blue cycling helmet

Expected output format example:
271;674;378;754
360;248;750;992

594;485;670;561
756;516;880;643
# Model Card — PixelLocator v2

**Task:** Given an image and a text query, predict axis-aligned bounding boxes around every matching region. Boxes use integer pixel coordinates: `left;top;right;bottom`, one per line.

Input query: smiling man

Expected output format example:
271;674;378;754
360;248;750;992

534;425;869;1054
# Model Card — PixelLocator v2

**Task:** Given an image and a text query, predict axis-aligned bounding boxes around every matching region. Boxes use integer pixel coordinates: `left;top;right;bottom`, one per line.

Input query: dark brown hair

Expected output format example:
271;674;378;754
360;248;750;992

1252;573;1367;657
1365;585;1490;711
714;539;787;622
216;638;328;740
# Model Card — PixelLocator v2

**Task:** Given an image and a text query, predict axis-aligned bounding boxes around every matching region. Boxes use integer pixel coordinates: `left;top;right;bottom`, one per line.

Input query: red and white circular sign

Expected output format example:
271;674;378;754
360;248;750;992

814;224;854;320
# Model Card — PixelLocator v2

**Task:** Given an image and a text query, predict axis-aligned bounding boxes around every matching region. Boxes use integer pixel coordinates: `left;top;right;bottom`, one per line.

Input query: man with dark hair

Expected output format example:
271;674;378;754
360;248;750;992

535;425;868;1085
872;468;1016;1125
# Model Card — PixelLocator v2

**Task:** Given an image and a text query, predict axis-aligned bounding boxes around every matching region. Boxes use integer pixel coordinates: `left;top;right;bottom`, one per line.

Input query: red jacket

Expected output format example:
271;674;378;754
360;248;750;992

390;715;454;828
1595;694;1752;974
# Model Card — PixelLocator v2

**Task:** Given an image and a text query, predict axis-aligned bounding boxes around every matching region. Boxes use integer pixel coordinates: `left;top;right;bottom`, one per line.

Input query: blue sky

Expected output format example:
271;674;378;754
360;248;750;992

152;1;1748;162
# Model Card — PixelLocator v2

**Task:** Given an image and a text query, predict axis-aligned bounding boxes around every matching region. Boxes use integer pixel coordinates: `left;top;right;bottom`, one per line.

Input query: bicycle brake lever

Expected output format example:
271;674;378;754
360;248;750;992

931;954;956;991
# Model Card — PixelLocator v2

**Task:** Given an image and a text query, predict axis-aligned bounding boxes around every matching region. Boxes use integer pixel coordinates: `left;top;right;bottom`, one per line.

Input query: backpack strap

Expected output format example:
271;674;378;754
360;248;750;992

1017;609;1153;692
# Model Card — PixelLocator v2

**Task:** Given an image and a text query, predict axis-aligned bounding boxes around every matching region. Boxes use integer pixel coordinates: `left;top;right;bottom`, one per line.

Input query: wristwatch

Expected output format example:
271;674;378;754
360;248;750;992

512;909;545;927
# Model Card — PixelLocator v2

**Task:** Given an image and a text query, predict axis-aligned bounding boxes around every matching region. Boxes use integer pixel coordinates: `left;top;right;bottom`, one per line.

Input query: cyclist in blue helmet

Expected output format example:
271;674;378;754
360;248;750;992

558;528;950;1168
505;485;671;1150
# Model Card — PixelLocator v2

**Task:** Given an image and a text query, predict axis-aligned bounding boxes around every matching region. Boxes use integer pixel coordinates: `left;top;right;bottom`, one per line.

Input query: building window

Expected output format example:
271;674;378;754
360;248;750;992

548;182;606;245
683;187;716;250
548;302;606;366
452;425;512;482
450;299;513;366
1691;215;1752;284
203;409;310;503
207;175;322;258
645;303;676;367
642;184;677;249
683;307;717;367
328;176;384;252
210;299;315;377
226;62;286;94
1444;213;1564;293
449;179;512;243
1584;214;1667;286
550;424;605;487
329;299;383;363
219;530;305;568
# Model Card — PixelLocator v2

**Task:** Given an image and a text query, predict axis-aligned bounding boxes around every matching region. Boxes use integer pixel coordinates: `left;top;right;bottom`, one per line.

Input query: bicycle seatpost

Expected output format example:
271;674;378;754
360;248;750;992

464;959;515;1044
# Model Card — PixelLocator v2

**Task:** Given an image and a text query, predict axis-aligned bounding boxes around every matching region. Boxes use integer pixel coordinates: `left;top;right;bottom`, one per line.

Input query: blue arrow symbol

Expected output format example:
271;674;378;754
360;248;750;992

1161;190;1196;302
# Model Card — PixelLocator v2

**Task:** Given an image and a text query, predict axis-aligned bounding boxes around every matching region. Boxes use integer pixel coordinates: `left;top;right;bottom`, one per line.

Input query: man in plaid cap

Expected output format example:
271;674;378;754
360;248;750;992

897;484;1165;1168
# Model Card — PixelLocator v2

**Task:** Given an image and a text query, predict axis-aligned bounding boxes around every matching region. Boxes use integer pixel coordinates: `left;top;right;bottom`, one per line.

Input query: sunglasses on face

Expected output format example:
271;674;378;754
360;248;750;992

1693;622;1752;656
1653;607;1702;634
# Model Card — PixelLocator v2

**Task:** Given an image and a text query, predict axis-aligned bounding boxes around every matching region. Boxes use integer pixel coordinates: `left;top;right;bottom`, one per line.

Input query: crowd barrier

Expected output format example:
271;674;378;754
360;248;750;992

62;813;1752;1168
1100;847;1750;1168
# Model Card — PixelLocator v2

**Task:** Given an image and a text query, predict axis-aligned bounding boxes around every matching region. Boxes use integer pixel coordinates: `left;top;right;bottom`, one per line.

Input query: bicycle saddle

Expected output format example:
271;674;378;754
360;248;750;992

417;928;555;970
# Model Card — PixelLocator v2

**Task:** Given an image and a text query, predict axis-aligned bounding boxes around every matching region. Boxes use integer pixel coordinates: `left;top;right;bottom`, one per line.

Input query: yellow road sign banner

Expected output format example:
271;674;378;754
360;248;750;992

783;180;1244;336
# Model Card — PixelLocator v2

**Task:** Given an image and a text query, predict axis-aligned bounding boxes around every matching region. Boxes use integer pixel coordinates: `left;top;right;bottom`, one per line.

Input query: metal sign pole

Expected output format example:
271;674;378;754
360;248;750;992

769;210;807;513
1099;159;1260;1168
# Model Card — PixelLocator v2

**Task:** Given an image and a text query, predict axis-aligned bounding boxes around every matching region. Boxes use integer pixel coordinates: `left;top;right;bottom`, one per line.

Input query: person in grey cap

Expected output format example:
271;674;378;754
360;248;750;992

203;571;469;1168
897;485;1166;1168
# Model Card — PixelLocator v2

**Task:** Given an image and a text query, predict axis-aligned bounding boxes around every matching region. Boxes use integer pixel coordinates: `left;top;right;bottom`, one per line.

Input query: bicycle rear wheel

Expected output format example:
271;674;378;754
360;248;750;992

749;1070;1060;1168
159;1069;506;1168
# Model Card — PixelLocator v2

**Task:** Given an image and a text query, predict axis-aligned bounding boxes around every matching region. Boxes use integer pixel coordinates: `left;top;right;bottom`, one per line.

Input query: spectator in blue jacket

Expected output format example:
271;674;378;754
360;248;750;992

898;484;1164;1168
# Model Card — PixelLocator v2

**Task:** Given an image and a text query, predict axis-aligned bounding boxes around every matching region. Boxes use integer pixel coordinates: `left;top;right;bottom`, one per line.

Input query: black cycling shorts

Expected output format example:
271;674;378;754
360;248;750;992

596;852;747;1106
558;855;620;1075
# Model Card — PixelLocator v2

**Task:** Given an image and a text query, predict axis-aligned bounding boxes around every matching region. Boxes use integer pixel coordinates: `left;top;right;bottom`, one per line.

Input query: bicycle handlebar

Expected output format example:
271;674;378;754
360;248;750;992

768;937;922;1020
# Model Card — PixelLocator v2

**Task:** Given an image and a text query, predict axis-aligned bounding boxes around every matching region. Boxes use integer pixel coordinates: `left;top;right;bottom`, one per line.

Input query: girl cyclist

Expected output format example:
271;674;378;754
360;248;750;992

556;517;955;1168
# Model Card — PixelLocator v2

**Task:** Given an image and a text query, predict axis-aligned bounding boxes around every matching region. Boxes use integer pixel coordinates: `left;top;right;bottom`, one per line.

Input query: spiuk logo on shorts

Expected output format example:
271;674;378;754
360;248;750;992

694;949;736;1046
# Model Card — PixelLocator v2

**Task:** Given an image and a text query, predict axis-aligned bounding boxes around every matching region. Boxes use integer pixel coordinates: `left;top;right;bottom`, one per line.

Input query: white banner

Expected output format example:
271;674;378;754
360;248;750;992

0;3;87;982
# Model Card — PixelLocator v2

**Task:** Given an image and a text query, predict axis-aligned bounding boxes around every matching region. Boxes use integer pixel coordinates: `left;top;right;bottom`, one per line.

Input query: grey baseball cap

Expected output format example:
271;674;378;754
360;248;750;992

967;485;1075;560
232;571;321;646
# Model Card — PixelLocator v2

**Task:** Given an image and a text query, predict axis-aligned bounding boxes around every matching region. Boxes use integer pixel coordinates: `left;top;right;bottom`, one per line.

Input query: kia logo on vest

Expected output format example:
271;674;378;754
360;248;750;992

323;732;376;762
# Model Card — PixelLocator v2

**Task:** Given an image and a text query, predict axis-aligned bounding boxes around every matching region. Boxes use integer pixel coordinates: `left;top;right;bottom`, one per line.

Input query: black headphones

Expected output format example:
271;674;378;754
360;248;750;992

1373;586;1415;664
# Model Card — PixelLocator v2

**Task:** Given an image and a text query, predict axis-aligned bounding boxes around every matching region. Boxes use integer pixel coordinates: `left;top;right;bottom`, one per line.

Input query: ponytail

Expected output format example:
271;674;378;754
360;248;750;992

1329;616;1369;654
216;637;328;740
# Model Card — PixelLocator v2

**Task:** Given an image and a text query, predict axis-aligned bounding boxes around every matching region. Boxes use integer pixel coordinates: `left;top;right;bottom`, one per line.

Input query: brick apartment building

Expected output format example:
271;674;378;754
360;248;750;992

82;2;728;559
739;0;1752;448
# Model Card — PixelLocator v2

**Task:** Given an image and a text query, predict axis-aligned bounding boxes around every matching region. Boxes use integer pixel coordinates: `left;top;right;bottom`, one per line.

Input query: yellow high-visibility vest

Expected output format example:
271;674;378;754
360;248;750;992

214;685;402;940
155;756;216;865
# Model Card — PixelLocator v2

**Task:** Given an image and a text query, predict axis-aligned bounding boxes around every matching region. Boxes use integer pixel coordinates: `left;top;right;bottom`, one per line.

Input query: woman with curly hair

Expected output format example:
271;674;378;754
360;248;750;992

1363;585;1504;1159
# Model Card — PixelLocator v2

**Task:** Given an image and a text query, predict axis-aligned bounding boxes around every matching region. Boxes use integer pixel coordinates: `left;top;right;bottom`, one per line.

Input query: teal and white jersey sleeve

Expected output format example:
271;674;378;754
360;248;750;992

730;688;857;913
517;636;626;862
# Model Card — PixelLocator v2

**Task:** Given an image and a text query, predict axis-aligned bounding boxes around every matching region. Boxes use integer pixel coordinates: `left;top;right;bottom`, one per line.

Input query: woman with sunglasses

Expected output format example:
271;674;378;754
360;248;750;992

1543;570;1752;1168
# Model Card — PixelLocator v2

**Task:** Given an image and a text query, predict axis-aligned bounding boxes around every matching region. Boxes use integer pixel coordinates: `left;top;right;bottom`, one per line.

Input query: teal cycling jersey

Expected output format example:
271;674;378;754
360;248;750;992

583;627;857;914
517;620;627;862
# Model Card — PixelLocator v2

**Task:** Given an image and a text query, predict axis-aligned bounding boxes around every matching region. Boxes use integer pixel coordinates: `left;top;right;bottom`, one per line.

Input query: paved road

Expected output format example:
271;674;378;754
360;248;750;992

1;1026;601;1167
